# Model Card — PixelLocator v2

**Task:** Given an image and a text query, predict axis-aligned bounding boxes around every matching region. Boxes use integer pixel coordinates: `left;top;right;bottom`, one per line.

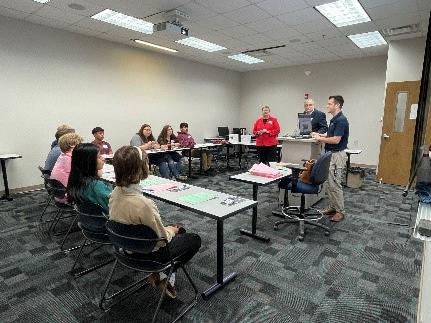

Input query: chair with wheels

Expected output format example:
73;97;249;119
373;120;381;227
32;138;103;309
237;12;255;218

273;151;332;241
71;201;115;277
100;220;199;323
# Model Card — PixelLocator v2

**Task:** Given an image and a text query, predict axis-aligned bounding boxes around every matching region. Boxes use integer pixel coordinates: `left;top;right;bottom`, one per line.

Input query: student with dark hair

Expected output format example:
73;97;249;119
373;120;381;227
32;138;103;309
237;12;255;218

130;124;170;179
311;95;349;222
67;143;112;213
91;126;112;155
177;122;213;173
157;125;187;181
109;146;201;298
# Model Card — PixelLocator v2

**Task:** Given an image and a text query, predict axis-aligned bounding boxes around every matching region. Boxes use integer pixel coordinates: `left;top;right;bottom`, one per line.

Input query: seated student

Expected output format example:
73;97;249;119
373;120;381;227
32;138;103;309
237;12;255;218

51;133;83;203
109;146;201;298
91;126;113;155
44;125;75;172
177;122;213;174
130;124;170;179
157;125;187;181
67;143;112;213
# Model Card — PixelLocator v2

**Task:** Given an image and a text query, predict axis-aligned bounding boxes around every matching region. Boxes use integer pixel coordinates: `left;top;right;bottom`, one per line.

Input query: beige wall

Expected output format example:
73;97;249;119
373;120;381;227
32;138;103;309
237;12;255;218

0;16;240;191
239;56;388;165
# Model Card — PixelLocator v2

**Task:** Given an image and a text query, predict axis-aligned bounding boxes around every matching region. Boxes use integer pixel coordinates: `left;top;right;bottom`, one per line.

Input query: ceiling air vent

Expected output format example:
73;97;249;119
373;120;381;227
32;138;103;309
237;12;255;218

381;24;419;37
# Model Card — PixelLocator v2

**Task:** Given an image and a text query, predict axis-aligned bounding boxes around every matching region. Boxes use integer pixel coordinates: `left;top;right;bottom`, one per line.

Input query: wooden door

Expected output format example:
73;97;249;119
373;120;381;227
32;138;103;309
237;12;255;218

377;81;420;185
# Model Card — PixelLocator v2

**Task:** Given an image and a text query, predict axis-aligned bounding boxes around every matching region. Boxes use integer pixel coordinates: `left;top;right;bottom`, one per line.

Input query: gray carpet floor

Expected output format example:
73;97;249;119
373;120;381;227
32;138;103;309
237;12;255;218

0;168;423;322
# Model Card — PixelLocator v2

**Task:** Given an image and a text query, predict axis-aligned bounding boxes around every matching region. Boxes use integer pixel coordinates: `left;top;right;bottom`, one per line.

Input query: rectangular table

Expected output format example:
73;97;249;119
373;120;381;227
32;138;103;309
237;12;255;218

345;149;363;185
0;154;22;201
102;167;257;299
229;166;292;242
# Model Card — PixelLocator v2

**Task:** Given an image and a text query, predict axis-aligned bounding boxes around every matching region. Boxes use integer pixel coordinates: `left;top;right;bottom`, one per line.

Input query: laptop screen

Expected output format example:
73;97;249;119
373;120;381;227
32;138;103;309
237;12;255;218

297;113;312;135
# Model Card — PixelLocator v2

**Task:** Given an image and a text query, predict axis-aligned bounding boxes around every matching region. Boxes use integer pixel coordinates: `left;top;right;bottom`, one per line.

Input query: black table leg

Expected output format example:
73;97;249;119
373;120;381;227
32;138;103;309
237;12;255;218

188;149;198;179
199;148;203;174
0;160;13;201
240;184;270;242
238;145;242;168
345;153;351;185
202;220;237;299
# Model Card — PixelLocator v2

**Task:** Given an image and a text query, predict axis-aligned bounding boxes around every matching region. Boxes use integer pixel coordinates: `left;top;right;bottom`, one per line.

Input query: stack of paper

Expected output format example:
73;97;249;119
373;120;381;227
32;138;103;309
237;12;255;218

249;163;282;178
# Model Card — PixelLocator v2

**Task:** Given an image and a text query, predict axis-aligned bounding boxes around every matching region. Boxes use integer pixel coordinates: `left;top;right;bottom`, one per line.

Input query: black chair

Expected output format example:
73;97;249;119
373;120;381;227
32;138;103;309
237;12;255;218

38;166;52;222
71;201;115;277
44;179;78;251
100;220;199;323
273;151;332;241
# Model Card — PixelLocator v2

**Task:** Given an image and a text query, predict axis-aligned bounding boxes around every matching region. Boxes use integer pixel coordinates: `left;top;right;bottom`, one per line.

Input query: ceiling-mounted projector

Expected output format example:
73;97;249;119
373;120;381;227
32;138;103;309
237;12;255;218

153;21;188;37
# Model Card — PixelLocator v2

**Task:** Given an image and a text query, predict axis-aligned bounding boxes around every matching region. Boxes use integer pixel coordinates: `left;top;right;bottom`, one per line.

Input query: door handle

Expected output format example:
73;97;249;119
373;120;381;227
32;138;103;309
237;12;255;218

383;133;390;139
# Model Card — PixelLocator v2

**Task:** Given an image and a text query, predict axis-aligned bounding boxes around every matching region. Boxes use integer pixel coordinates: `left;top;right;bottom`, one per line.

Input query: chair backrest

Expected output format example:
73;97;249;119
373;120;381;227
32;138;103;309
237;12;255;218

46;178;67;199
75;201;107;234
106;220;167;255
310;151;332;185
38;166;51;178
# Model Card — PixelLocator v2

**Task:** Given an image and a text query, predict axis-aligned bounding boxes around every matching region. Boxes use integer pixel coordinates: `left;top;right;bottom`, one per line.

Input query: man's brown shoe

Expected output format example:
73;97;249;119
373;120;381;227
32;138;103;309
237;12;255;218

148;273;160;287
322;208;336;216
331;212;345;222
159;279;177;299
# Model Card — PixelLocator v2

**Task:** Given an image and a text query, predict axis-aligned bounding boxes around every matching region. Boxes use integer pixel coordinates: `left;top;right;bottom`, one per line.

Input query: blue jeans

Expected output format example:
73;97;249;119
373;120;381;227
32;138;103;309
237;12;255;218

164;154;181;178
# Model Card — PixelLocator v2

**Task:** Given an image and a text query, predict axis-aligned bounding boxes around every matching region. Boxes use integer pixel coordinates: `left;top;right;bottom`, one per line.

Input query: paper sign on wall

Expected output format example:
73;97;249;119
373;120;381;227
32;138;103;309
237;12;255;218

410;104;418;120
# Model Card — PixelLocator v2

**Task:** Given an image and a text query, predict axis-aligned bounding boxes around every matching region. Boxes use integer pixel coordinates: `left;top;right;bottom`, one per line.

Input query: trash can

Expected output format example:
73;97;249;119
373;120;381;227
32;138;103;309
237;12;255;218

347;167;365;188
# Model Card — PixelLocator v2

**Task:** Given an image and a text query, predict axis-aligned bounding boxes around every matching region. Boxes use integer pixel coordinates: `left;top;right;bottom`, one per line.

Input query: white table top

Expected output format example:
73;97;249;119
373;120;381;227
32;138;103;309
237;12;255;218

277;136;318;143
101;166;257;220
193;143;222;149
230;166;292;186
413;202;431;241
0;154;22;159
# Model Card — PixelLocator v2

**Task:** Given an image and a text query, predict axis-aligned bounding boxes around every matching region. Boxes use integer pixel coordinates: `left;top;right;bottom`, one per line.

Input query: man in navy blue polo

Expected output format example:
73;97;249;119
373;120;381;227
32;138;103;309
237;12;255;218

304;98;328;134
311;95;349;222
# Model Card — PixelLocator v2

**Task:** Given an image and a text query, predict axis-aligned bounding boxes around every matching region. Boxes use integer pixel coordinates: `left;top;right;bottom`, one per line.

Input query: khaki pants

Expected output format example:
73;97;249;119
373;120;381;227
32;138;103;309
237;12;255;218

191;149;212;171
324;151;347;214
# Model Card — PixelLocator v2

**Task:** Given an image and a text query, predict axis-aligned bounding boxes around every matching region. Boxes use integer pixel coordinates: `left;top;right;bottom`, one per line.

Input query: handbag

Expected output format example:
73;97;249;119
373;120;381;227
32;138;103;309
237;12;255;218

299;159;315;184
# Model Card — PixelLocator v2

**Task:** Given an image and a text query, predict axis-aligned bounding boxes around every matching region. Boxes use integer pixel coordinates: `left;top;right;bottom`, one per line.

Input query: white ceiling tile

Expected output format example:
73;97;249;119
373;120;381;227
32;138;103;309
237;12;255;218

338;21;379;36
373;13;421;30
360;45;388;56
0;0;42;14
218;24;257;38
317;36;358;49
223;4;271;25
276;7;322;25
0;6;29;19
73;16;118;33
305;28;344;41
304;0;332;6
176;1;218;21
367;1;417;20
256;0;309;16
360;0;405;9
195;14;239;29
261;26;303;42
32;4;85;24
182;21;215;36
47;0;103;17
195;0;250;14
65;24;104;37
240;33;281;47
294;19;337;34
244;16;285;33
25;14;70;29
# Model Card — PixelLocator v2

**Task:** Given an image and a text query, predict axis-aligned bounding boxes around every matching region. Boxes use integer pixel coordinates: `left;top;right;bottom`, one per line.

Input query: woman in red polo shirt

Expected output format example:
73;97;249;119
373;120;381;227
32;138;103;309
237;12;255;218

252;105;280;165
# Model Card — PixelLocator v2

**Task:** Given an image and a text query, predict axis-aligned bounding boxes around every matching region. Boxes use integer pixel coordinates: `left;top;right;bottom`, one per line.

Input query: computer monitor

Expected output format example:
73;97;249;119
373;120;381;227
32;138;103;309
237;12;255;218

232;128;241;135
298;113;312;135
218;126;229;138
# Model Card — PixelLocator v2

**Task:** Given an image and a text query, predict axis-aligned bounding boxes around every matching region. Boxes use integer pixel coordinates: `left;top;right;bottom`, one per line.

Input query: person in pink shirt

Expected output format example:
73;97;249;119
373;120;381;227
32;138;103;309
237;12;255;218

51;133;83;203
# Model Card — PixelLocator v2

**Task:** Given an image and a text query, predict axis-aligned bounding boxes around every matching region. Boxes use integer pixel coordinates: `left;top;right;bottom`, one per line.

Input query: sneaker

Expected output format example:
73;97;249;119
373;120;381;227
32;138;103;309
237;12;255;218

176;175;188;181
147;273;160;287
159;279;177;299
331;212;345;222
321;207;336;216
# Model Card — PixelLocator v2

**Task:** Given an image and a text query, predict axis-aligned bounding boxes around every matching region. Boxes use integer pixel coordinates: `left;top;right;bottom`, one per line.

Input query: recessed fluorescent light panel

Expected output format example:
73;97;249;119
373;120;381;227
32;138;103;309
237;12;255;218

91;9;153;34
228;54;264;64
348;31;387;48
315;0;371;27
175;37;225;52
133;39;178;53
33;0;50;3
